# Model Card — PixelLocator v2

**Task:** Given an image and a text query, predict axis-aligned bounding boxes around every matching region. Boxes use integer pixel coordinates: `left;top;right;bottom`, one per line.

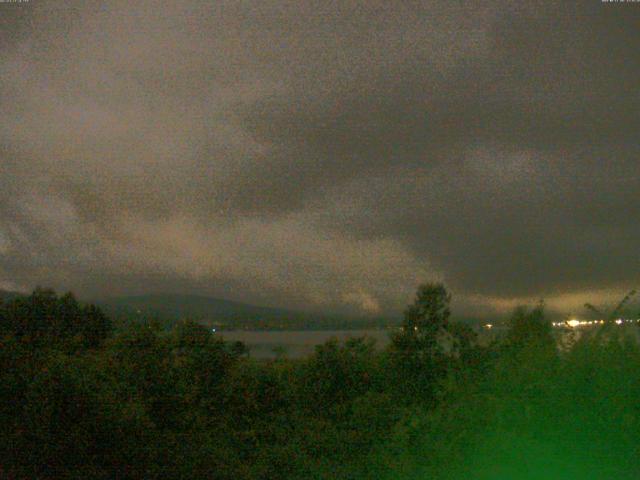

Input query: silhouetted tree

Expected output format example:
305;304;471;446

505;302;554;351
0;288;111;349
390;283;452;401
584;289;637;321
393;283;451;354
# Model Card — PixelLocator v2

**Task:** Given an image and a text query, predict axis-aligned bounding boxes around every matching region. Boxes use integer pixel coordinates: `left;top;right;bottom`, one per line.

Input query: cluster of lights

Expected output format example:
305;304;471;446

552;319;640;328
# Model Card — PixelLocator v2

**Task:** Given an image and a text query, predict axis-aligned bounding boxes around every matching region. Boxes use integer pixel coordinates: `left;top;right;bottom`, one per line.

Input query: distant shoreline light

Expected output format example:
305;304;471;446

552;319;640;328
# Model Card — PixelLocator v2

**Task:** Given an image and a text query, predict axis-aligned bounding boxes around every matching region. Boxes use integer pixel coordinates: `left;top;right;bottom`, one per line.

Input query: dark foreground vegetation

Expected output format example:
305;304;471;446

2;285;640;479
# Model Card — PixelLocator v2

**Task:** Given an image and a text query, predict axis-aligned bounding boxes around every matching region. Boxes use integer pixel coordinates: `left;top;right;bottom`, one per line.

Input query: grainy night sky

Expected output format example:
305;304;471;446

0;1;638;316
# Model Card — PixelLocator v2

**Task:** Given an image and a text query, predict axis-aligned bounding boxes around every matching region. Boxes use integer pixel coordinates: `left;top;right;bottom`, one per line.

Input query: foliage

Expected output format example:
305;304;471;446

2;286;640;479
584;289;638;321
0;288;112;350
389;283;453;402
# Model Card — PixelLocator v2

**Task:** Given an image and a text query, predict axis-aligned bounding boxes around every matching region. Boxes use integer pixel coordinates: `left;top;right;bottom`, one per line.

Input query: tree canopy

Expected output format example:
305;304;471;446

2;285;640;479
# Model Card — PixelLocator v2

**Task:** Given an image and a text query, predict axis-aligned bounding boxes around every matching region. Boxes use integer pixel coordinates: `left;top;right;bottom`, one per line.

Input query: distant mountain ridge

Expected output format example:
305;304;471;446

98;294;298;323
0;289;22;301
0;289;394;330
96;293;389;330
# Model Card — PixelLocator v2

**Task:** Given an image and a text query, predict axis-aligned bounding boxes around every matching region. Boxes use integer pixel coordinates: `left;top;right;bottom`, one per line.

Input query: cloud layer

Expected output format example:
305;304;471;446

1;1;638;316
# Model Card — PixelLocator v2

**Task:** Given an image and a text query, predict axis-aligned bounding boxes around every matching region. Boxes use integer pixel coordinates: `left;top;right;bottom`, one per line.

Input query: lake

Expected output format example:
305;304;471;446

216;323;640;358
217;329;392;358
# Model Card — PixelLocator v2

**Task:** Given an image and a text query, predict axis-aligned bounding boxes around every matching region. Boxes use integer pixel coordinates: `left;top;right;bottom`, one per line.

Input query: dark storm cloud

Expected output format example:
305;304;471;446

0;0;638;315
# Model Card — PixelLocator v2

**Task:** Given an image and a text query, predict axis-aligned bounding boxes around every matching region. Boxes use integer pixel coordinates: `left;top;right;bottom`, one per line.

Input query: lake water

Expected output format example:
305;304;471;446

217;324;640;359
218;327;506;358
217;329;392;358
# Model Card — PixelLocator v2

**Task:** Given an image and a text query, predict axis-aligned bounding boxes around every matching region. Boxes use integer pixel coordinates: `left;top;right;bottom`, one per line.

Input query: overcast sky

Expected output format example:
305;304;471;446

0;0;638;317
